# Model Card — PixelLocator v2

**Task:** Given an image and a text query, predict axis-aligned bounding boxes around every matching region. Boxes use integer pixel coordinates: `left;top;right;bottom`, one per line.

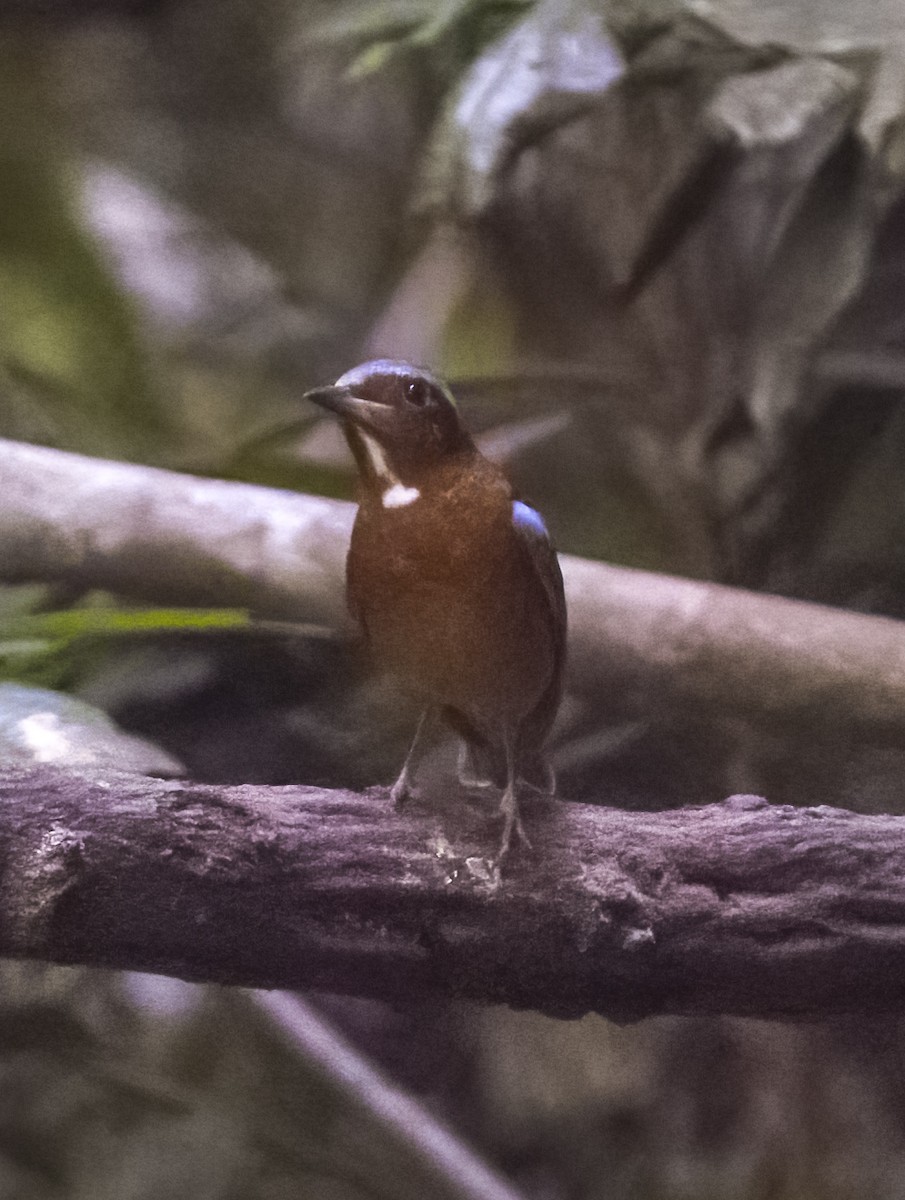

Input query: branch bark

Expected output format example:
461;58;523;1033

3;437;905;744
4;763;905;1021
0;438;354;629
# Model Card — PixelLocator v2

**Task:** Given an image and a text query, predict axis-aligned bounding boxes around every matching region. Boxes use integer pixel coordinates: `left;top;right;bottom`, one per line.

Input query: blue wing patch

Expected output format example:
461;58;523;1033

512;500;549;540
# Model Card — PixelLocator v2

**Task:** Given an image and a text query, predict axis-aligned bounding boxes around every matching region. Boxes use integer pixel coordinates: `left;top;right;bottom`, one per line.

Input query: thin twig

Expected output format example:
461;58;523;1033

254;992;529;1200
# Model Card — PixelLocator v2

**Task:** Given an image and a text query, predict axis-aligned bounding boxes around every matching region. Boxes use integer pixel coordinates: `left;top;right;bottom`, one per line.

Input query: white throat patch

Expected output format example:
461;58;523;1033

359;432;421;510
382;482;421;508
361;432;392;481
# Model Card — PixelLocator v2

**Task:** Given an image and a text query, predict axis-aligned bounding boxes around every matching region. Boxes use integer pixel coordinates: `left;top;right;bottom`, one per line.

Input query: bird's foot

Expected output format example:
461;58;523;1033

497;785;530;859
390;774;413;809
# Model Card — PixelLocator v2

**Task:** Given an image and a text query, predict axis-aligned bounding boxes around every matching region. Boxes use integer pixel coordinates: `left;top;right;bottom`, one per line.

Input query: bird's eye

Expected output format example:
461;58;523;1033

406;379;431;408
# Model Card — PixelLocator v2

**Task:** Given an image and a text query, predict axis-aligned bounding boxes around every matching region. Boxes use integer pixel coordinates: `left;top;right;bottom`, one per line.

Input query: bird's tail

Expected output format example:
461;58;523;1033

455;732;556;796
444;705;556;794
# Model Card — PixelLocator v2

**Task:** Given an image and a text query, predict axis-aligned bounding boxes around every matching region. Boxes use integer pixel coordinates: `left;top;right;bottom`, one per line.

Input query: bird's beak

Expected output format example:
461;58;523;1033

304;384;396;438
304;384;357;416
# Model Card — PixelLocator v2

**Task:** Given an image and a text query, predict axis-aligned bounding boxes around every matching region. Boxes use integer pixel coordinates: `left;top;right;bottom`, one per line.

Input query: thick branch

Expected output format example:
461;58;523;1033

3;763;905;1020
3;438;905;743
0;438;354;628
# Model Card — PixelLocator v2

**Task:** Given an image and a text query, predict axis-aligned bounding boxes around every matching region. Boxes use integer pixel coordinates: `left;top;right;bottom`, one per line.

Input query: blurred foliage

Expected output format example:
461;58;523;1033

0;965;481;1200
307;0;532;78
3;0;905;1198
0;43;167;462
0;583;249;693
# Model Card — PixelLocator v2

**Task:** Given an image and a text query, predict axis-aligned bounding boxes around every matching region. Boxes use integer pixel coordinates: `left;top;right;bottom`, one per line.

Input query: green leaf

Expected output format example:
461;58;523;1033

0;606;250;691
307;0;533;78
0;40;168;462
0;607;250;643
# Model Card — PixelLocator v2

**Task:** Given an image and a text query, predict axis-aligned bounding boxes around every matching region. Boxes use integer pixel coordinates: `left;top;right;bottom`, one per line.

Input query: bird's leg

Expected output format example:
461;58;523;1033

390;707;436;808
519;757;556;797
498;733;530;858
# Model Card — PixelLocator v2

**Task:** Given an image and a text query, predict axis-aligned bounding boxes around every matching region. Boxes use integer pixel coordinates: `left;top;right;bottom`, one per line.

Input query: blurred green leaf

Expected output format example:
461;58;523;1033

0;41;169;462
420;0;624;216
0;607;250;643
438;268;518;378
306;0;435;43
307;0;533;77
348;39;403;77
0;605;249;693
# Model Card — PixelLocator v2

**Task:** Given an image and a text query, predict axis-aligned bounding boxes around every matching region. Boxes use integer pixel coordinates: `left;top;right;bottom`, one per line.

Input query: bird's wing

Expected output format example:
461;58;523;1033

345;518;371;643
510;500;567;749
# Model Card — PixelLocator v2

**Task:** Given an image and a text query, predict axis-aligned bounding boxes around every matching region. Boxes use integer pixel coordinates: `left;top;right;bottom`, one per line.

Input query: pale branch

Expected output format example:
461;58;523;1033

0;437;354;629
3;438;905;745
256;992;529;1200
3;763;905;1021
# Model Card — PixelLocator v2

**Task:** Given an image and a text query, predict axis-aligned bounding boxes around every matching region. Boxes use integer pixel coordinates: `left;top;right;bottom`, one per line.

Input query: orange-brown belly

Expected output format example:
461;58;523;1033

358;555;553;730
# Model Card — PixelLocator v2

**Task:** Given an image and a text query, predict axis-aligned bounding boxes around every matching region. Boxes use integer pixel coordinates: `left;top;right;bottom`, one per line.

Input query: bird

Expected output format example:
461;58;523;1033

304;359;566;858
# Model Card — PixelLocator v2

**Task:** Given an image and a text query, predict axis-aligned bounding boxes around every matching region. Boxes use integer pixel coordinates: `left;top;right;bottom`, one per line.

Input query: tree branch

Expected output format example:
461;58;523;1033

3;437;905;744
0;438;354;629
4;763;905;1021
256;991;529;1200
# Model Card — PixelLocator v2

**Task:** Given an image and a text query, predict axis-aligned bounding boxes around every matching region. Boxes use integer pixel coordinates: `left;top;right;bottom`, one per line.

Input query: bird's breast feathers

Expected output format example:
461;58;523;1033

352;460;514;579
347;465;560;716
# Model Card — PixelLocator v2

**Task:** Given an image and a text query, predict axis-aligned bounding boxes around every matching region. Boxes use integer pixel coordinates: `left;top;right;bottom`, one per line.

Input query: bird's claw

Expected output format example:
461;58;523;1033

391;778;413;809
497;788;531;860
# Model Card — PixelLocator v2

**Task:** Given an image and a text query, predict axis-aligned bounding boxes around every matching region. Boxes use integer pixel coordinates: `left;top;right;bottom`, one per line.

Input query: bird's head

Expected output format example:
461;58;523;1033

304;360;473;490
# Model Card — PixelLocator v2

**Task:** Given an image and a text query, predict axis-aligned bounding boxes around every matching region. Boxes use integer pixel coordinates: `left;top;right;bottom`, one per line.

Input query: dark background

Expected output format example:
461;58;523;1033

3;1;905;1196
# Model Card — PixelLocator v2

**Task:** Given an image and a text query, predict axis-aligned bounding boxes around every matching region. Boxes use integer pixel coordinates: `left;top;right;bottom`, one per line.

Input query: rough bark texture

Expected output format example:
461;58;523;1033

3;763;905;1021
4;437;905;745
